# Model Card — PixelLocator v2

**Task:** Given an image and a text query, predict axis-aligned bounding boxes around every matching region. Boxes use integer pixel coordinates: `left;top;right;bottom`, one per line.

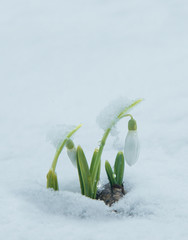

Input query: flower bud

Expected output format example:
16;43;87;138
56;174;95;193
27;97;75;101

66;139;74;150
46;168;59;190
128;118;137;130
124;119;140;166
66;139;77;168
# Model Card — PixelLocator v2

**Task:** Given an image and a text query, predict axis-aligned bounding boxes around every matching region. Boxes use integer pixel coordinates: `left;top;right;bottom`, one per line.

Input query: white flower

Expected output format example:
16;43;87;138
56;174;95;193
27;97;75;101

66;139;77;168
67;147;77;168
124;118;140;166
124;131;140;166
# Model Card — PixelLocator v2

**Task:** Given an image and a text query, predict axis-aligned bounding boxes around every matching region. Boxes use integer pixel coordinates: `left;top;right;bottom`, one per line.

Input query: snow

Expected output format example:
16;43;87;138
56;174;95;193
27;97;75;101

96;96;133;130
46;124;78;149
1;0;188;239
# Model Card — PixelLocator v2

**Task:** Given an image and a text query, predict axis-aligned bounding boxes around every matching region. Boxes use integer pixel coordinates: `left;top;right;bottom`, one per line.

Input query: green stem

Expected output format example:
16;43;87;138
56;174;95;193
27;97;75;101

98;128;111;161
92;98;143;193
92;128;111;192
51;124;82;171
119;113;133;120
118;99;143;119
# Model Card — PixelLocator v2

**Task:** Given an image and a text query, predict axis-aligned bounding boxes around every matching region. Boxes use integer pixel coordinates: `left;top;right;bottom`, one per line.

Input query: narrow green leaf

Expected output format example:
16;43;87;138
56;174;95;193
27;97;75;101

77;146;91;197
92;162;101;199
114;152;124;185
105;160;116;187
89;148;100;198
88;175;93;198
76;151;84;195
90;148;99;176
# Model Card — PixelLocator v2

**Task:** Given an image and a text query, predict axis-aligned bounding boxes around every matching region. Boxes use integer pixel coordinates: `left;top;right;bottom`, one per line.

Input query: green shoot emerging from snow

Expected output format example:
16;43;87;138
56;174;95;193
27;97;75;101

46;98;142;200
88;99;142;193
105;152;124;187
76;146;100;198
46;124;82;190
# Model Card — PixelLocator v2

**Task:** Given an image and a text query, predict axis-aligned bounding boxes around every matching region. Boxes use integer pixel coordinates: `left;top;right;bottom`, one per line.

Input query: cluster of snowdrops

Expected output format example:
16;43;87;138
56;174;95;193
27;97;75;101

46;98;142;205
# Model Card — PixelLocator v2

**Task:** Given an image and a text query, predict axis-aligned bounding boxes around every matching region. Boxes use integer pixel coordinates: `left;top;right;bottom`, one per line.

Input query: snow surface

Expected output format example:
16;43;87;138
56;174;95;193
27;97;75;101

1;0;188;239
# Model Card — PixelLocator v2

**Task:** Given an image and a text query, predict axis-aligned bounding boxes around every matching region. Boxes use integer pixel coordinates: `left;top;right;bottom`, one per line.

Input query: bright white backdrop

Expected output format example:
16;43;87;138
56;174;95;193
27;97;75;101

0;1;188;239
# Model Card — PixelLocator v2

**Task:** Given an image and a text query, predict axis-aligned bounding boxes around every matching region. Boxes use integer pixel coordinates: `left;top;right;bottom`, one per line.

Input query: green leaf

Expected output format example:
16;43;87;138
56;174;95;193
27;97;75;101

114;152;124;185
90;148;99;176
77;146;92;197
76;151;84;195
92;161;101;199
105;160;116;187
89;149;100;198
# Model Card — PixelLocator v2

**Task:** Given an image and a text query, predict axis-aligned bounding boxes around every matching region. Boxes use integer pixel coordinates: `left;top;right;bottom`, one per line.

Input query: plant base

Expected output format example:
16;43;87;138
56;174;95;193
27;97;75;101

96;183;126;206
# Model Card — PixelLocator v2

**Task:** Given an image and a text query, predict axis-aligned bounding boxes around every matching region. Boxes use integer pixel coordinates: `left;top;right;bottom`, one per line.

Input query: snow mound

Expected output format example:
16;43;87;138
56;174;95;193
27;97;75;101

22;187;116;219
21;185;155;220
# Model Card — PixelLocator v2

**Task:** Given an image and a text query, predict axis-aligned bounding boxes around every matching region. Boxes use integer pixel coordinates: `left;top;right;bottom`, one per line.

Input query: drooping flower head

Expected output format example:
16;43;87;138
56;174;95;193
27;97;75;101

124;118;140;166
66;139;77;168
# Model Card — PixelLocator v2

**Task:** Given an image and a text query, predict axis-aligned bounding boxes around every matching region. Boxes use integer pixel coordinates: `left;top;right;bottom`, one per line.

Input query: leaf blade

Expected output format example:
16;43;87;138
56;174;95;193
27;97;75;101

114;152;124;185
77;146;91;197
105;160;116;187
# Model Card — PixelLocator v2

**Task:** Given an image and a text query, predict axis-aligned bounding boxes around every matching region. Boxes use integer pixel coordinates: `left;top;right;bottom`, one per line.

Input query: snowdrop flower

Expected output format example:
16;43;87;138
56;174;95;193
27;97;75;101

124;118;140;166
46;168;59;190
66;139;77;168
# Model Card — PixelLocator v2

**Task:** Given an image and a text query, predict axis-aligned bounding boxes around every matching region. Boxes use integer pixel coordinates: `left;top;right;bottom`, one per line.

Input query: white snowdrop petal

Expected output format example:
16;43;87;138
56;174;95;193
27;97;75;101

67;147;77;168
124;131;140;166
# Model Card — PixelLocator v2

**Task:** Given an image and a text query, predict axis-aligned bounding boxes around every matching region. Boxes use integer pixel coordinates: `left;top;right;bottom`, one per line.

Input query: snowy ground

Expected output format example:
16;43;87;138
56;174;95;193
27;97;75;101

1;0;188;239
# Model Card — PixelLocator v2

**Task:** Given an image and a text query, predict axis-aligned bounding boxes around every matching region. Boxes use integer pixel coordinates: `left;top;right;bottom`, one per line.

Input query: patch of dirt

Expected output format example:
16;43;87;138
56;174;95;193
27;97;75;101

97;183;126;206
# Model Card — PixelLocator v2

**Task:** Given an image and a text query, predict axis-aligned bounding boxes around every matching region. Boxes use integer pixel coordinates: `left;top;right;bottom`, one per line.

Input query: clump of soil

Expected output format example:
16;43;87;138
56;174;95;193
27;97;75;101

97;183;126;206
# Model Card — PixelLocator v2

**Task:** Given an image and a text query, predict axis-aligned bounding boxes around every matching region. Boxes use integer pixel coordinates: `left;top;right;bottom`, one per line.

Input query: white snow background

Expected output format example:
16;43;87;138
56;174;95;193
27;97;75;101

0;0;188;239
